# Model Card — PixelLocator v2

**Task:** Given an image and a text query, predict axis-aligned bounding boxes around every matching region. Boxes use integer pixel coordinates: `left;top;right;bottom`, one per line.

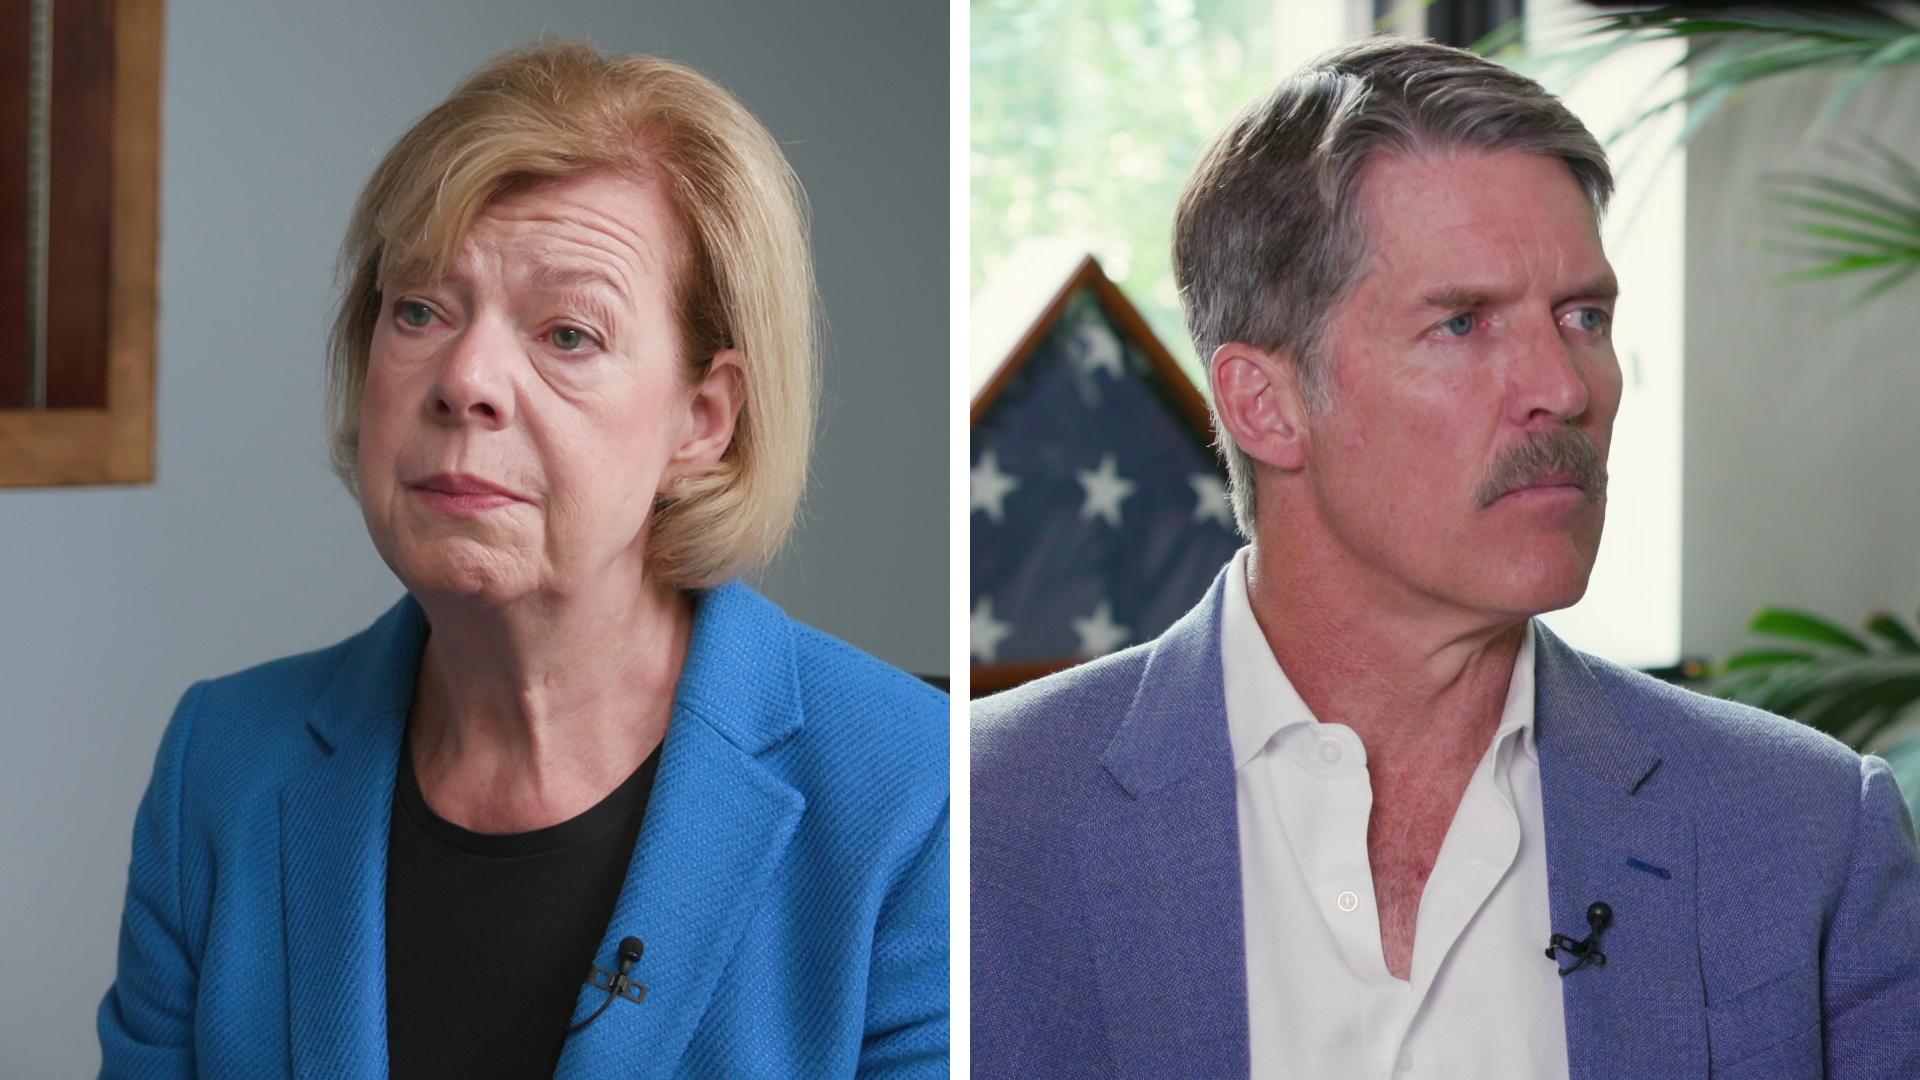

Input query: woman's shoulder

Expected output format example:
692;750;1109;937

164;598;420;788
695;581;947;725
696;583;946;798
789;620;947;722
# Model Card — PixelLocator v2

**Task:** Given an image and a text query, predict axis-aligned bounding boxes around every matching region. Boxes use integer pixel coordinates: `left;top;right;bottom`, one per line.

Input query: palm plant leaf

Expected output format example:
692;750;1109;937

1759;141;1920;305
1699;607;1920;751
1516;5;1920;306
1867;612;1920;651
1748;607;1871;651
1722;647;1818;670
1573;4;1920;147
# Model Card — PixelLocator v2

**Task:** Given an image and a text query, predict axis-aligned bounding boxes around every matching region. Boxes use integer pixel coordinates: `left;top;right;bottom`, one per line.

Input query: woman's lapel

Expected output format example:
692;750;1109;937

553;583;806;1079
274;586;807;1079
278;597;423;1079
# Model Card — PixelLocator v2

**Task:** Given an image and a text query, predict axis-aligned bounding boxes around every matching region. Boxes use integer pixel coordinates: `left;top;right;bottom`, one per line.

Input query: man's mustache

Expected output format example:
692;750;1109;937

1475;428;1608;508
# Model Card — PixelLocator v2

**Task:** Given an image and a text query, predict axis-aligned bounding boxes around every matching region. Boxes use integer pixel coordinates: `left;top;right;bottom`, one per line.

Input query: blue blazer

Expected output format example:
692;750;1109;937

972;569;1920;1079
100;583;949;1078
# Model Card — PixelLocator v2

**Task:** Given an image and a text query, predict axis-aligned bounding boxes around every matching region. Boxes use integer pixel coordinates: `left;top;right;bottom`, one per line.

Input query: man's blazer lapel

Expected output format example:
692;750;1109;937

1078;571;1250;1079
1534;623;1707;1080
553;584;805;1080
280;597;424;1079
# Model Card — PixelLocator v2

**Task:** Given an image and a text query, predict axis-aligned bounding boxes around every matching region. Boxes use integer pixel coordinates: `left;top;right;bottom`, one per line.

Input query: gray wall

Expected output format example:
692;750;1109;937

0;2;945;1071
1681;70;1920;668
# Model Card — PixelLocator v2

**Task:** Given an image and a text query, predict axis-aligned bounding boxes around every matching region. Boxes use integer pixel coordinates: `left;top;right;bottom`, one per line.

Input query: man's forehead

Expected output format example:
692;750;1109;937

1353;149;1613;306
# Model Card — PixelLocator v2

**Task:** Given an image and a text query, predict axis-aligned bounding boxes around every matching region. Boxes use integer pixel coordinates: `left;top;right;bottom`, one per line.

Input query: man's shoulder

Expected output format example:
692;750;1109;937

1582;651;1857;766
969;643;1164;839
973;644;1151;766
1573;649;1868;822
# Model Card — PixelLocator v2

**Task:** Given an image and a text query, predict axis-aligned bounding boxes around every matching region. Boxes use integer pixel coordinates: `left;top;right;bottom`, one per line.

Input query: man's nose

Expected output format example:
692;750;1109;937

1509;314;1591;426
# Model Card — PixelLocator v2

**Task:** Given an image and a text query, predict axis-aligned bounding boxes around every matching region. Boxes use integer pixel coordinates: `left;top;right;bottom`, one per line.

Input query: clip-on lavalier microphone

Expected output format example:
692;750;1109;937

1545;902;1611;977
568;936;648;1034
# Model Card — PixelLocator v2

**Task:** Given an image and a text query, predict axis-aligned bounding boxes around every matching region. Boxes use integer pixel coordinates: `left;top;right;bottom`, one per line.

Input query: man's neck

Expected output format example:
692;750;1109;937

1243;540;1527;777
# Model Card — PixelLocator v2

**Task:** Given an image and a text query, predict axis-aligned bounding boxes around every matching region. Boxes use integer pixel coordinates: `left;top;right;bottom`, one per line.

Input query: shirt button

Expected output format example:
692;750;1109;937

1335;889;1359;912
1317;738;1343;763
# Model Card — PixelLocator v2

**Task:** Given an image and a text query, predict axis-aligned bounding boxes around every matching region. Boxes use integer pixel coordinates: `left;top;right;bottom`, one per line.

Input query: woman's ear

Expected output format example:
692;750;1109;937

669;348;746;476
1209;341;1311;473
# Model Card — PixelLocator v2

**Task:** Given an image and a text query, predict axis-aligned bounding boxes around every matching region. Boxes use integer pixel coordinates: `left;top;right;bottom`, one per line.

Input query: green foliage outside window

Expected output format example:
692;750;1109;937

971;0;1276;370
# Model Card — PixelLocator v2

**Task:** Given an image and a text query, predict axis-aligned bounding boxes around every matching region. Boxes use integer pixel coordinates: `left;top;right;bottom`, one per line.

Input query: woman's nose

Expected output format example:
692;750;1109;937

431;322;515;427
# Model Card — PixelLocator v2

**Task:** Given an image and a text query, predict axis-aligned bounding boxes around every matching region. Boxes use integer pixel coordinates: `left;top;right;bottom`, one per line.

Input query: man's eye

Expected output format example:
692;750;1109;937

1441;312;1475;337
551;326;589;352
1566;307;1610;334
396;301;433;329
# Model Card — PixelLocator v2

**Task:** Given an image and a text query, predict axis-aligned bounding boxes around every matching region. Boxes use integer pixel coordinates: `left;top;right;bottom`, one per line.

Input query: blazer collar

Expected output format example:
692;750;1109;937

1081;566;1251;1078
1086;576;1711;1080
553;581;806;1078
1099;565;1234;797
279;582;805;1079
1533;623;1707;1080
304;592;428;751
280;595;421;1078
1531;623;1661;795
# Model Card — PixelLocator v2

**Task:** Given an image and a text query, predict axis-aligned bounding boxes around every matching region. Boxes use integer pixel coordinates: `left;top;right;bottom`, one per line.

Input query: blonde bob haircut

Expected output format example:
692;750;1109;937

326;40;818;589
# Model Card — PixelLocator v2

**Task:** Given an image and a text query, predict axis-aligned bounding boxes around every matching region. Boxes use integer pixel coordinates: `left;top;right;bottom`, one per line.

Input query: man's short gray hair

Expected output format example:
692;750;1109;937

1172;37;1613;537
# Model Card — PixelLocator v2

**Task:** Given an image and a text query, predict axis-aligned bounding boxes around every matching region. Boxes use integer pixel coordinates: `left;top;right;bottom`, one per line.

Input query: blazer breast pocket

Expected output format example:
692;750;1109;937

1705;960;1822;1078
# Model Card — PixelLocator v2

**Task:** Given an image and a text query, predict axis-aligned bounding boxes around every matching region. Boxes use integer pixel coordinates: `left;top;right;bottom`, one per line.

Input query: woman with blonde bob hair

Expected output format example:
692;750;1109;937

99;41;947;1079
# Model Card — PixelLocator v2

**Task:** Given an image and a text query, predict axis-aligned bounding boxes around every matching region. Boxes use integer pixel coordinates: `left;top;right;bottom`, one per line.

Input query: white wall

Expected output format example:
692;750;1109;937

1680;70;1920;665
1534;16;1686;670
0;1;945;1071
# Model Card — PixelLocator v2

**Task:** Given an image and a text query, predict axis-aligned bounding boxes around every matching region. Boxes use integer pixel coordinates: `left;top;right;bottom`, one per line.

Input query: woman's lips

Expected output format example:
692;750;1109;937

405;473;527;514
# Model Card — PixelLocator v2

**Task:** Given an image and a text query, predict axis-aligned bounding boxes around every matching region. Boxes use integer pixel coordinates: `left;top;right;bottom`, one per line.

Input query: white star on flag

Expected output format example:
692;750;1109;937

970;450;1020;523
971;595;1013;664
1073;319;1125;379
1071;600;1130;658
1076;453;1136;527
1189;472;1232;526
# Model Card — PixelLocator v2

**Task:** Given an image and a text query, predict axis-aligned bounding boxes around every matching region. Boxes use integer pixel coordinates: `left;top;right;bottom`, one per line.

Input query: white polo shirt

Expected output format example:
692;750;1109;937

1221;547;1569;1079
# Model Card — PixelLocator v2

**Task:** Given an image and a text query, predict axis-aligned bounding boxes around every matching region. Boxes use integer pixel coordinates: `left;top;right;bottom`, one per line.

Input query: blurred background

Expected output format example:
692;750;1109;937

0;1;945;1070
970;0;1920;800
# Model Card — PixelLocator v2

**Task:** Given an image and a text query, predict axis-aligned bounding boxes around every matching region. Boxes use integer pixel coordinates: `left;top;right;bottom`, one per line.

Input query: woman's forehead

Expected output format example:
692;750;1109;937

386;170;680;295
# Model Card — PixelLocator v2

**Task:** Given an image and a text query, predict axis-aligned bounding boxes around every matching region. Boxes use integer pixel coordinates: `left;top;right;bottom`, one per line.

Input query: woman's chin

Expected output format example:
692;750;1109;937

386;536;540;608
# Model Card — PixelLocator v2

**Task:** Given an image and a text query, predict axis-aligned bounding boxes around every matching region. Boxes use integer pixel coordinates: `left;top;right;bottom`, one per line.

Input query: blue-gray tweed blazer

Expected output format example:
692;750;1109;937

100;582;949;1078
972;568;1920;1079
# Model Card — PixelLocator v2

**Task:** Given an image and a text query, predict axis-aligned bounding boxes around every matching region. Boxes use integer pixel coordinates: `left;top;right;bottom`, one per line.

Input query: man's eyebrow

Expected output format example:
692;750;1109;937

1559;272;1620;305
1417;272;1621;313
1419;285;1499;312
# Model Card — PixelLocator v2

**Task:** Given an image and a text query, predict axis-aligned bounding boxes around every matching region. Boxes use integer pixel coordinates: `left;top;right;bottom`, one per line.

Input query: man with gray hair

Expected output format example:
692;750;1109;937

972;38;1920;1079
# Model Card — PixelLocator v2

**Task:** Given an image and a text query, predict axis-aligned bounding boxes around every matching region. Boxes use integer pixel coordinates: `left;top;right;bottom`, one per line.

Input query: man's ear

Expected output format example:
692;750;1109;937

1209;341;1311;472
668;348;745;476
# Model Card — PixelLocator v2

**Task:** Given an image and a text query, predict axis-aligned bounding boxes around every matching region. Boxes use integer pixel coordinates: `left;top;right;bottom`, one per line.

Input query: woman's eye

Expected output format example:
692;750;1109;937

550;326;592;352
396;301;433;329
1441;312;1475;338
